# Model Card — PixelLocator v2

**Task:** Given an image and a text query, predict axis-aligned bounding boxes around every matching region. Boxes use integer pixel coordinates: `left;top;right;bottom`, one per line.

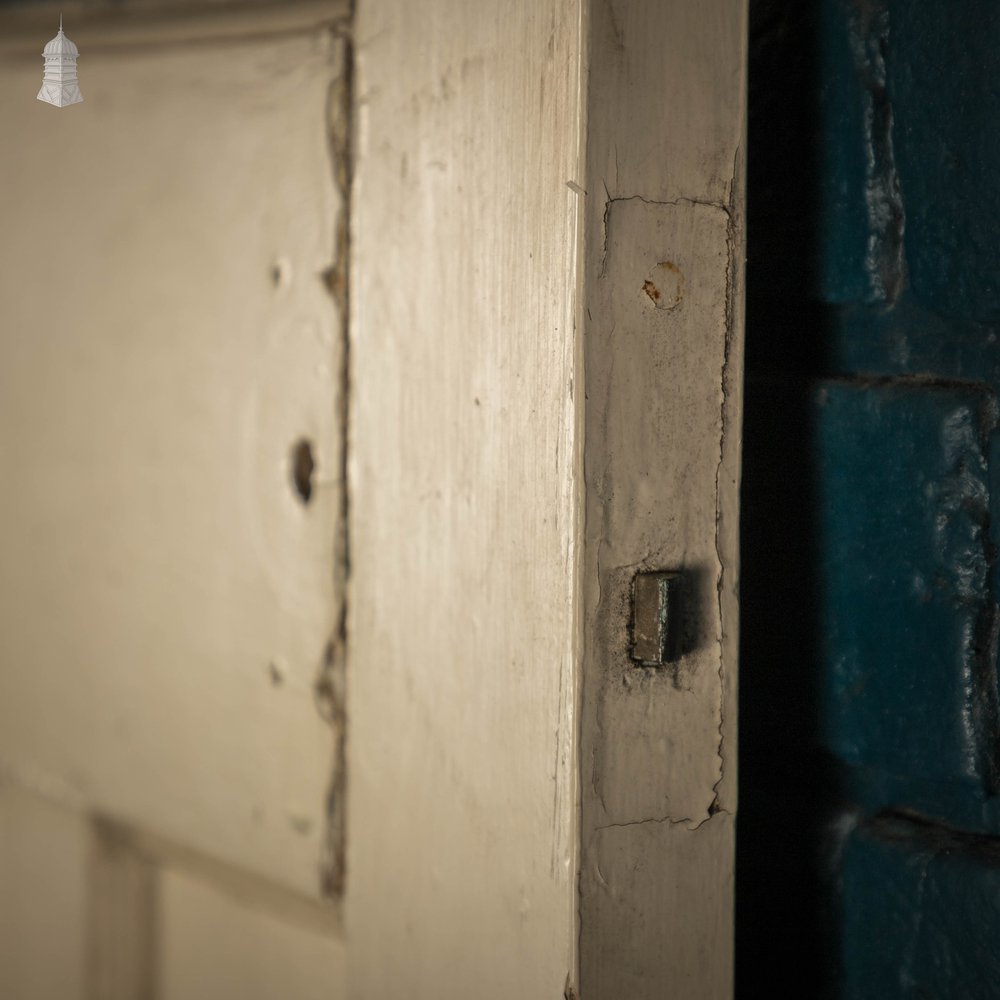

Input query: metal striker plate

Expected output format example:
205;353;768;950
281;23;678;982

630;571;684;666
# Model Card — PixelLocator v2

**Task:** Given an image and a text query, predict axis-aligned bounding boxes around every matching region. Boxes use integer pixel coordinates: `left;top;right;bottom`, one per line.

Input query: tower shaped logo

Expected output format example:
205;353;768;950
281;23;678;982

37;17;82;108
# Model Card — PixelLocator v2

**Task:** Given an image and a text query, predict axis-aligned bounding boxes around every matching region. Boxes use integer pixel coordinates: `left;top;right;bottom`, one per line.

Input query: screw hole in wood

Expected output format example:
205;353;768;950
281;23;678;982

291;437;315;505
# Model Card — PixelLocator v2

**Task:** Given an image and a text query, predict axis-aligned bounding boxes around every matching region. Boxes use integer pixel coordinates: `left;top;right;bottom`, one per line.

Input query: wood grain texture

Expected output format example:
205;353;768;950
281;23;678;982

347;1;585;996
579;1;747;996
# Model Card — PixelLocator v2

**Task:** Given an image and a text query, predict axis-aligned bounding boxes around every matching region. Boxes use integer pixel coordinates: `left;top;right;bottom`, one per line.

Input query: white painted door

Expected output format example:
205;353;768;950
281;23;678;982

0;4;349;997
0;2;746;998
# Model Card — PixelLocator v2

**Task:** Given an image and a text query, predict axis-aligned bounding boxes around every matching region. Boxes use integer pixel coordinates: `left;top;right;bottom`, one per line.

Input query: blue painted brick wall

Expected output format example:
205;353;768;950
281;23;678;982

740;1;1000;995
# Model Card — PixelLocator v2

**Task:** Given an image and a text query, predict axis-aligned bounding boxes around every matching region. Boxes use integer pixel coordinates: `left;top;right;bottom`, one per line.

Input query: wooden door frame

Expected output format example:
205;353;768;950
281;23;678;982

351;1;746;996
577;2;747;997
0;0;746;994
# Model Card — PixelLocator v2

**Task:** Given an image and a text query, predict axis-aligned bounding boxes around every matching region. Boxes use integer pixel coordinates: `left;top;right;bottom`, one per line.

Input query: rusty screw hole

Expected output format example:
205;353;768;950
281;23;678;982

291;438;315;505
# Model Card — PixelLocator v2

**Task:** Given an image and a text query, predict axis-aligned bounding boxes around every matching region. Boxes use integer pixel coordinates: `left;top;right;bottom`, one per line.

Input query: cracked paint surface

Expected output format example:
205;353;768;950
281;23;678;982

580;166;744;997
577;3;746;996
585;197;731;831
315;19;353;903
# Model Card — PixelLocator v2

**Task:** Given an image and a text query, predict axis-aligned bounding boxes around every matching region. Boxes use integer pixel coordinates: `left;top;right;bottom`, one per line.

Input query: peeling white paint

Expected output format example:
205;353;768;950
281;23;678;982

579;1;747;996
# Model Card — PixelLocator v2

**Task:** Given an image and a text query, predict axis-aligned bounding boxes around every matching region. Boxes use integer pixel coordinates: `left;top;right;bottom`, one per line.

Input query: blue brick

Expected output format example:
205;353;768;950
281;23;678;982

814;380;999;796
840;817;1000;999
